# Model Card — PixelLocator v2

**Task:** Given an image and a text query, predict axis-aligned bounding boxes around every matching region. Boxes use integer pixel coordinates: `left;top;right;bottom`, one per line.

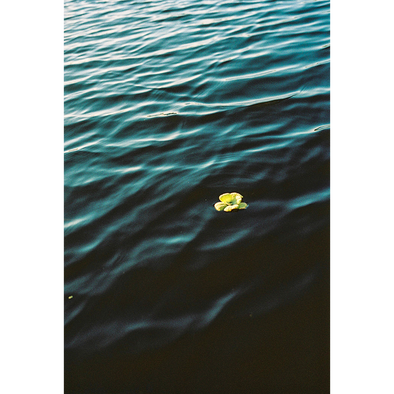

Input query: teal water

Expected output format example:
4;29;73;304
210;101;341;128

65;0;330;392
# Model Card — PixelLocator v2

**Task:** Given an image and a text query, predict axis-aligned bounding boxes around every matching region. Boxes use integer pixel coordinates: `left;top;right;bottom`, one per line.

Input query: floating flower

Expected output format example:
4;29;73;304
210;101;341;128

214;192;248;212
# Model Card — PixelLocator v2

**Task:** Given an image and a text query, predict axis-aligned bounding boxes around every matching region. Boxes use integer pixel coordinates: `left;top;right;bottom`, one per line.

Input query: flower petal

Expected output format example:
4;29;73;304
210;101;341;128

231;192;243;199
224;204;240;212
238;202;248;209
214;202;227;211
230;192;243;204
219;193;233;203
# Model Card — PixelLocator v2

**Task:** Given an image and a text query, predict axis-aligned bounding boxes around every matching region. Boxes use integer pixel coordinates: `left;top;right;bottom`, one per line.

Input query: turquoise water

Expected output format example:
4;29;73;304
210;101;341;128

65;0;330;392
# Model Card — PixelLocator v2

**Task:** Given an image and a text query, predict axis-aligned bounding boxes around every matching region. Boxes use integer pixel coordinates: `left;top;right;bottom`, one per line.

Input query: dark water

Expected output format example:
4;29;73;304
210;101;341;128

64;0;330;392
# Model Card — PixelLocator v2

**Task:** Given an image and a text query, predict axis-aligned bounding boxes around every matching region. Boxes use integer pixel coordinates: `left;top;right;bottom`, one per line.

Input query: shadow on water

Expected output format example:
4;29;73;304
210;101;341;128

65;225;329;394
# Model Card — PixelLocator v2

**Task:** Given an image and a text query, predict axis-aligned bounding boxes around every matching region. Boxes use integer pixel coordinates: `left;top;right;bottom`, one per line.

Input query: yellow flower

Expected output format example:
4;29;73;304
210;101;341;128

214;192;248;212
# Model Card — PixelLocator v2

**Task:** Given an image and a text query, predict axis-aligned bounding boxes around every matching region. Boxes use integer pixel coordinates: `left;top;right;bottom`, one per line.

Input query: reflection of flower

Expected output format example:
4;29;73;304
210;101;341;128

214;192;248;212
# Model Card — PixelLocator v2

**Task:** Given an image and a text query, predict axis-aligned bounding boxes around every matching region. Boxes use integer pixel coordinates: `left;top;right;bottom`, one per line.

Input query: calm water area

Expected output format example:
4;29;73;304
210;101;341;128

64;0;330;392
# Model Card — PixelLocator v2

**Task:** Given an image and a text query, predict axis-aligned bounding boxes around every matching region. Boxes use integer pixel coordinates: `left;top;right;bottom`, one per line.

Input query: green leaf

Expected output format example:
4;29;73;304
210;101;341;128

238;202;248;209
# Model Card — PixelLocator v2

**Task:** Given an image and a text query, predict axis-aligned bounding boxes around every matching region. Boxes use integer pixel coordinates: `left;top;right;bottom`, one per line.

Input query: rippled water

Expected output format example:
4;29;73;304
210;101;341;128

64;0;330;392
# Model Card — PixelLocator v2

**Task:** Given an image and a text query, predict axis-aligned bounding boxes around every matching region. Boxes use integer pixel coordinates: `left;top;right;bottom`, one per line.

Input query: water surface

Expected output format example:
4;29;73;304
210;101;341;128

65;0;330;392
